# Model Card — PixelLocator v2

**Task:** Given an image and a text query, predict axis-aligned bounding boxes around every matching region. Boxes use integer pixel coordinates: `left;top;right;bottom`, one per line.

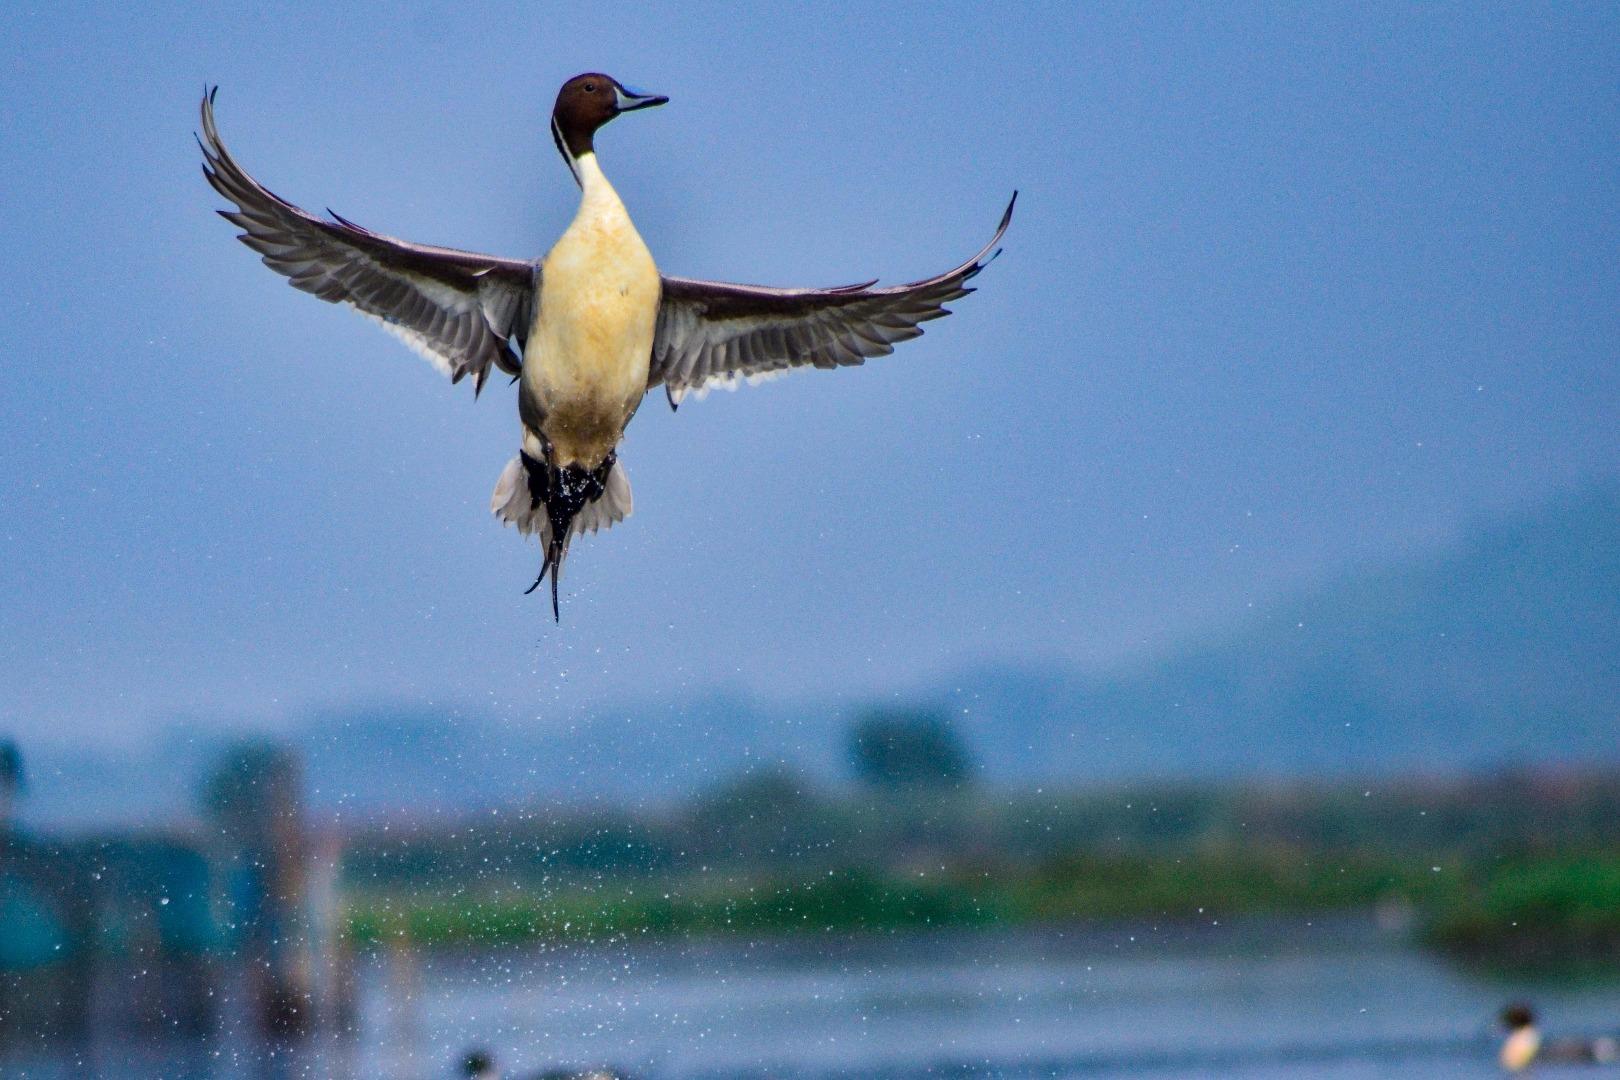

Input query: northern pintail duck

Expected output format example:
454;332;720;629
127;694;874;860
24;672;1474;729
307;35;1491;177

200;75;1014;618
1500;1003;1620;1071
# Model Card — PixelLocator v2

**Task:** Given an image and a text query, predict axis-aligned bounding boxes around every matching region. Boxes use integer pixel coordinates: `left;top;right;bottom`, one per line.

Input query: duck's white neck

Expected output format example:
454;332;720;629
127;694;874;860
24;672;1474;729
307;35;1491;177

565;151;628;229
572;151;612;198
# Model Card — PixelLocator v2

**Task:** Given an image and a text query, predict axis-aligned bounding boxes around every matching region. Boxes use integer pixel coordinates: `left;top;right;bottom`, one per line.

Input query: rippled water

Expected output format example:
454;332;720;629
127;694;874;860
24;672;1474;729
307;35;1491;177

8;916;1617;1079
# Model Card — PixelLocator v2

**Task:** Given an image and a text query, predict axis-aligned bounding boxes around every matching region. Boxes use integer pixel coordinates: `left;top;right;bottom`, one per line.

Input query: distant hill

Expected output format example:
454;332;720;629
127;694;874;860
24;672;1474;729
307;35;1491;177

951;481;1618;781
16;483;1618;826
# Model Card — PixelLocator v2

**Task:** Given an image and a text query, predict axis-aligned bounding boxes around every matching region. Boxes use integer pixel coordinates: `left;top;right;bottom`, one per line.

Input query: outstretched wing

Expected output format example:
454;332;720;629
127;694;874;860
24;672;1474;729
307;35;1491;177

199;87;536;396
648;194;1015;408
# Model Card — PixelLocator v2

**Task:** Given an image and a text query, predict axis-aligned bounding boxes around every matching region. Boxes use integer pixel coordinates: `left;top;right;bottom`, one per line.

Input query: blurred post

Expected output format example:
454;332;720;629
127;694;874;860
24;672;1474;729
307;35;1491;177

203;741;352;1036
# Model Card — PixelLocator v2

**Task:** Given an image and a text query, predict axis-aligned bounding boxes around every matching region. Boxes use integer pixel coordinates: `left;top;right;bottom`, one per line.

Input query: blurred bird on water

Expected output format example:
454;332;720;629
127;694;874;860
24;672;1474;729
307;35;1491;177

1499;1003;1619;1072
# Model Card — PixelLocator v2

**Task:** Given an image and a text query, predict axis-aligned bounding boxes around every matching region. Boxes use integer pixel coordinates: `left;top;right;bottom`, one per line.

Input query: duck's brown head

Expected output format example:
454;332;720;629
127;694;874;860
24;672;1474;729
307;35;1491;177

552;73;667;163
1501;1003;1536;1031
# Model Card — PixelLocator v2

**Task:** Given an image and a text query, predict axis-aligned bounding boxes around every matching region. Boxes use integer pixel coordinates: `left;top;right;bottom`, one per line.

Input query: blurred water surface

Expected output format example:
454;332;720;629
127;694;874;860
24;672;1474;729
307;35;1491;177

7;917;1616;1079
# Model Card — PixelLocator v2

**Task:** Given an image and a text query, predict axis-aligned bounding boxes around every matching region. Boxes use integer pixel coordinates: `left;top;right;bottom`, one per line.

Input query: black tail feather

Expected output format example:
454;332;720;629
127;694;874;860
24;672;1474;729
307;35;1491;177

521;535;565;622
549;541;562;622
518;449;616;621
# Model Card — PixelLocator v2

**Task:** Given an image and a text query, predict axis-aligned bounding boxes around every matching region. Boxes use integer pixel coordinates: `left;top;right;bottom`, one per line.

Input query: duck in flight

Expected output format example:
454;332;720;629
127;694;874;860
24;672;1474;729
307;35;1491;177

200;75;1014;619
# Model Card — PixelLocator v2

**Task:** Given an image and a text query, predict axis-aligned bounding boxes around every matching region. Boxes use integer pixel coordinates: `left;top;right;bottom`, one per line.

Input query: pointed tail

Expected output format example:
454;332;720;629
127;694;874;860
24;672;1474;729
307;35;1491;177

492;451;632;620
523;532;567;622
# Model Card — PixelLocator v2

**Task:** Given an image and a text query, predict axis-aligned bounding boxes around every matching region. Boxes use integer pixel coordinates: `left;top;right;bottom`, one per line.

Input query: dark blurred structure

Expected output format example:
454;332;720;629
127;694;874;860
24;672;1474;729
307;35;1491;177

0;738;351;1049
204;742;317;1034
848;709;974;791
1;738;92;1041
0;738;215;1042
0;742;21;825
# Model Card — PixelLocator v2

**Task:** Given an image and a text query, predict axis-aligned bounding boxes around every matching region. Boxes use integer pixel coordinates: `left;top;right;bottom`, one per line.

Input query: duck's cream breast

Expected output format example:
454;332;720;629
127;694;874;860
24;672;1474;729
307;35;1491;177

525;153;660;467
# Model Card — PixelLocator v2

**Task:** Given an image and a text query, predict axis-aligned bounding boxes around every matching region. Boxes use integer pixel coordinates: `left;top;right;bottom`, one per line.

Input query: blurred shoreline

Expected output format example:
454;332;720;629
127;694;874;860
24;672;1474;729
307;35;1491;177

338;765;1620;973
0;915;1604;1080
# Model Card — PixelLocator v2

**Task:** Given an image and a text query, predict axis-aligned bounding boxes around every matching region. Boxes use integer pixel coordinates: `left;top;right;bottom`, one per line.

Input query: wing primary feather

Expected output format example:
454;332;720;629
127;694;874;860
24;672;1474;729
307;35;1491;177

200;87;537;395
650;192;1015;400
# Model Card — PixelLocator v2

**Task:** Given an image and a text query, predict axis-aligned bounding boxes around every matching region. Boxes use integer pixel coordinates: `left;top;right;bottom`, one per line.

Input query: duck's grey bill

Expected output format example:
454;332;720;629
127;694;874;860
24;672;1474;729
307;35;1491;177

614;86;668;112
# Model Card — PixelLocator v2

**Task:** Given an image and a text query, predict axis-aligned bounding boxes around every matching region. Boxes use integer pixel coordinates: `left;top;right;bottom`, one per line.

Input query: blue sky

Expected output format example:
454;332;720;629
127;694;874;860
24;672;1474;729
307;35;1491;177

1;2;1615;751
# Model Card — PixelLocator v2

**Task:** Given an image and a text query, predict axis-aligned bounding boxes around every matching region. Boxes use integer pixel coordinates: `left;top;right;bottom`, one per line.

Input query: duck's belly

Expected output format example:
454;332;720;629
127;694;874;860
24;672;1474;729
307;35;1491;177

525;225;660;467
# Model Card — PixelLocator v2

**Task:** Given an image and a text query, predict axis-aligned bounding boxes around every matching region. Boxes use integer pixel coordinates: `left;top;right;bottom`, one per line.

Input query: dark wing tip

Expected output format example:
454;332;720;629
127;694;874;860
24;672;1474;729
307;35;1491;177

988;192;1016;251
197;87;216;153
1001;190;1018;230
954;193;1017;280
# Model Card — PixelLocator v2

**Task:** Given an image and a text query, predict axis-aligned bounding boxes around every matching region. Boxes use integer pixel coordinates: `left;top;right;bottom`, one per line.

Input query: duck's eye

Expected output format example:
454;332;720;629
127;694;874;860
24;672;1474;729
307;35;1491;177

584;83;597;93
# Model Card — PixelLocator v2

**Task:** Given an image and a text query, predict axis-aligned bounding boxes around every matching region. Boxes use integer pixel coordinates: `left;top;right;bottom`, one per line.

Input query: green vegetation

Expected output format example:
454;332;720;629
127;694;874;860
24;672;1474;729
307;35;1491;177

341;851;1552;953
1015;850;1448;919
339;768;1620;970
1425;854;1620;970
347;869;1000;947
